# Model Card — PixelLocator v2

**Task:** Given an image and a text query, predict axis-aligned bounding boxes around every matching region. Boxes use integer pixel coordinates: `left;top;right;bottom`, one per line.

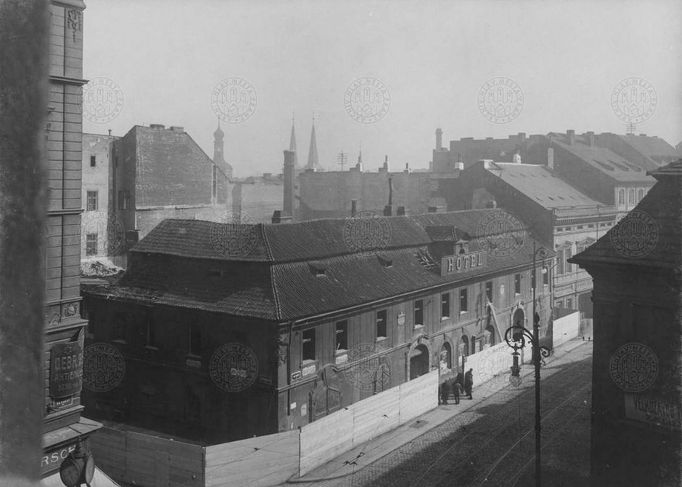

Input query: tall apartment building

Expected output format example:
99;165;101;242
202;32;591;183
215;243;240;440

44;0;111;484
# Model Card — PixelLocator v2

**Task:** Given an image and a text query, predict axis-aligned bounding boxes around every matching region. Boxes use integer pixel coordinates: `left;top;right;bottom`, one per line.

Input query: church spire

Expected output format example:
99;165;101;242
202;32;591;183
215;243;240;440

289;114;298;167
306;114;321;171
213;120;225;164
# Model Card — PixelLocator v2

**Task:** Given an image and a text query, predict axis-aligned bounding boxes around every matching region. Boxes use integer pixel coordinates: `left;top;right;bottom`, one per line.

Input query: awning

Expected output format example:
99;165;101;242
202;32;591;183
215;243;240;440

41;467;120;487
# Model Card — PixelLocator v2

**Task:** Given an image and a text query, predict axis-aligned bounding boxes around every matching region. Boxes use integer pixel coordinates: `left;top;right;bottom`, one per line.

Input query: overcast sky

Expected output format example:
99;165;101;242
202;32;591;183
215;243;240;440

83;0;682;177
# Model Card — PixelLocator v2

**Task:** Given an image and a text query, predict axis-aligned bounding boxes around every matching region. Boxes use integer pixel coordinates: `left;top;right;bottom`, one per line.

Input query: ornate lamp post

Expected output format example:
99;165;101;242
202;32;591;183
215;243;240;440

504;242;551;486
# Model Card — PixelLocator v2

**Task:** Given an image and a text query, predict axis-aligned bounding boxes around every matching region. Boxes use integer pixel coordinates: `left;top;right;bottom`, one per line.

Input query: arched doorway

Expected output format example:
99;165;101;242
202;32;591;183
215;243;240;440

486;325;496;346
409;344;429;379
471;336;477;355
439;342;452;373
459;336;469;371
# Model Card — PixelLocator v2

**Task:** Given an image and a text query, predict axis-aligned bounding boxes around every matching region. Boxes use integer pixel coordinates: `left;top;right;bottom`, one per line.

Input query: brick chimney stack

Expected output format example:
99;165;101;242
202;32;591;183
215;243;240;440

436;128;443;151
283;150;296;217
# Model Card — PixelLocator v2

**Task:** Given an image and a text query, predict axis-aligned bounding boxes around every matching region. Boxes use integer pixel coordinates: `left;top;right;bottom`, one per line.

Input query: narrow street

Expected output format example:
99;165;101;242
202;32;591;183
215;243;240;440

304;342;592;487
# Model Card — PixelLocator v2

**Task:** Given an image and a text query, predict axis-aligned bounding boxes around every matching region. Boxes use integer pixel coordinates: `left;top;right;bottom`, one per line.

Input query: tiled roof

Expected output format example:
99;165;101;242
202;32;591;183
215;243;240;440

485;163;601;209
550;133;655;183
618;134;680;164
571;159;682;268
89;210;552;321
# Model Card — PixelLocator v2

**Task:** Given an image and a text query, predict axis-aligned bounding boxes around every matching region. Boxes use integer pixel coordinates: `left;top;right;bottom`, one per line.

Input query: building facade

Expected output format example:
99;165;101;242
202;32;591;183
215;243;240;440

453;158;617;319
44;0;106;484
571;160;682;487
82;210;553;444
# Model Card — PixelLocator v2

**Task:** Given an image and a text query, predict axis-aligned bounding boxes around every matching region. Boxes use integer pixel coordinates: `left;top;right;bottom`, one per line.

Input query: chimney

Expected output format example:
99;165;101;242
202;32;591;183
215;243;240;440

384;176;393;216
586;131;595;147
547;147;554;170
169;126;184;132
518;132;526;141
567;129;575;145
436;128;443;150
108;129;112;136
480;159;494;169
397;206;406;216
351;200;357;217
383;155;389;172
283;150;296;217
404;163;410;173
150;124;165;129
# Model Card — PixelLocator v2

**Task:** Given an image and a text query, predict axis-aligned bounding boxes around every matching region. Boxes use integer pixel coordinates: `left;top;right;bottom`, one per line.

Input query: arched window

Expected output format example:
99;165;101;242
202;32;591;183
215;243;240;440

440;342;452;371
618;189;625;205
638;189;644;201
628;189;635;205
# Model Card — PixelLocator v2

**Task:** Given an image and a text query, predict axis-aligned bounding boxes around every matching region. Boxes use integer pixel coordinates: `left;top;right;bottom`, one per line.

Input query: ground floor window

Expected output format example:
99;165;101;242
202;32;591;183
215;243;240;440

86;233;98;256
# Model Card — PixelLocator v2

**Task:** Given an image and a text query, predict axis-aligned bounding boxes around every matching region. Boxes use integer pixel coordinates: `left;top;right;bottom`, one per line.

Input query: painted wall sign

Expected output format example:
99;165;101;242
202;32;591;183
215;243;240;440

41;443;77;476
50;342;83;398
209;342;259;393
441;251;487;276
624;393;681;431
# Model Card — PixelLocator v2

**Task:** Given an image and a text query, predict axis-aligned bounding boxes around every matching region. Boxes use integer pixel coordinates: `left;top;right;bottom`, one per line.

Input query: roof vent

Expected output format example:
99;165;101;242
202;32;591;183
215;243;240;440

150;124;165;129
169;126;184;132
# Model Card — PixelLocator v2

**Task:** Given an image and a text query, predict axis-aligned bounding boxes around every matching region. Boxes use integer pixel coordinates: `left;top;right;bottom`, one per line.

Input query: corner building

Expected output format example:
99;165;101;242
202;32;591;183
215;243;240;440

82;209;553;443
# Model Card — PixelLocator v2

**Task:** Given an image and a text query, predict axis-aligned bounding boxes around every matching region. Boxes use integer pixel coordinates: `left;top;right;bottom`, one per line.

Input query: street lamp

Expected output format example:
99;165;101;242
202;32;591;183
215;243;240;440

504;242;551;486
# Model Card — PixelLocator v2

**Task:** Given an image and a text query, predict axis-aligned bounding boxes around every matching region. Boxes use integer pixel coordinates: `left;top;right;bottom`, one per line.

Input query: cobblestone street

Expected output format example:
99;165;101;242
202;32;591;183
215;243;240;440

292;342;592;487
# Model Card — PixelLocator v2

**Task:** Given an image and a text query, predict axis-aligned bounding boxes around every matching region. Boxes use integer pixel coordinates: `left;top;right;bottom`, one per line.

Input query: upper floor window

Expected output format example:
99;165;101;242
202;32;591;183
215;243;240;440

376;310;387;339
514;274;522;295
441;293;450;319
557;248;566;275
414;300;424;326
565;246;573;273
637;188;644;202
86;191;98;211
459;289;468;313
85;233;97;256
189;324;201;356
118;190;129;210
628;189;635;205
335;320;348;351
302;329;316;362
90;155;96;167
618;189;625;205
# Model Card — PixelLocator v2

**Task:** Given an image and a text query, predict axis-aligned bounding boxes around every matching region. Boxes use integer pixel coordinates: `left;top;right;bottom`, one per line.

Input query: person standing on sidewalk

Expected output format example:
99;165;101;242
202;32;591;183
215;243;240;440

464;368;474;399
452;377;461;404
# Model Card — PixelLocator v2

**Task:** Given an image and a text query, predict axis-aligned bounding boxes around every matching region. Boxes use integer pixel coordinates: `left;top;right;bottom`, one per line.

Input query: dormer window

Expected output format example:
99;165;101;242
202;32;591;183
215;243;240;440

377;255;393;268
308;262;326;277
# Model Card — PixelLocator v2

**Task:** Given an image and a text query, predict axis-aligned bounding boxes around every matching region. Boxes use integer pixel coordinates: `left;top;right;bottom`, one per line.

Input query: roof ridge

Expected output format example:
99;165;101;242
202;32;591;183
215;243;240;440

260;223;275;261
269;264;284;321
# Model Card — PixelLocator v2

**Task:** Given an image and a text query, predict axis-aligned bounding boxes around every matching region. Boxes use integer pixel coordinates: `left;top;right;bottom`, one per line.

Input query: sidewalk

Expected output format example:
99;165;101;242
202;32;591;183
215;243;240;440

286;338;590;484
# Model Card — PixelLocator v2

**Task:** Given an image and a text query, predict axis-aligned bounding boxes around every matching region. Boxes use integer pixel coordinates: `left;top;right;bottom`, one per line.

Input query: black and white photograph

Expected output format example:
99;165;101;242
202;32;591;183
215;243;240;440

0;0;681;486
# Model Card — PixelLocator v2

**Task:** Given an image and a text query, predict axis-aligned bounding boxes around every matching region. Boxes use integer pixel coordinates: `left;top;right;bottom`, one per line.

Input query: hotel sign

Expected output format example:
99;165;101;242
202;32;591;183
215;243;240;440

624;393;681;431
441;251;487;276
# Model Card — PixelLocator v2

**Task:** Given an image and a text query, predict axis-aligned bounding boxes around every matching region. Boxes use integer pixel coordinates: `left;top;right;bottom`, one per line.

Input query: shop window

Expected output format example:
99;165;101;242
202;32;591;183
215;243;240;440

441;292;450;319
302;329;316;361
86;233;97;256
459;289;468;313
376;310;387;339
414;300;423;326
86;191;98;211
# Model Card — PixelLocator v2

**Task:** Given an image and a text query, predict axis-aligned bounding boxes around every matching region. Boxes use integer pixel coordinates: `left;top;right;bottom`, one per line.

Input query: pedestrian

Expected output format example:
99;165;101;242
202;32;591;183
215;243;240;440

440;380;449;405
464;368;474;399
452;378;461;404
